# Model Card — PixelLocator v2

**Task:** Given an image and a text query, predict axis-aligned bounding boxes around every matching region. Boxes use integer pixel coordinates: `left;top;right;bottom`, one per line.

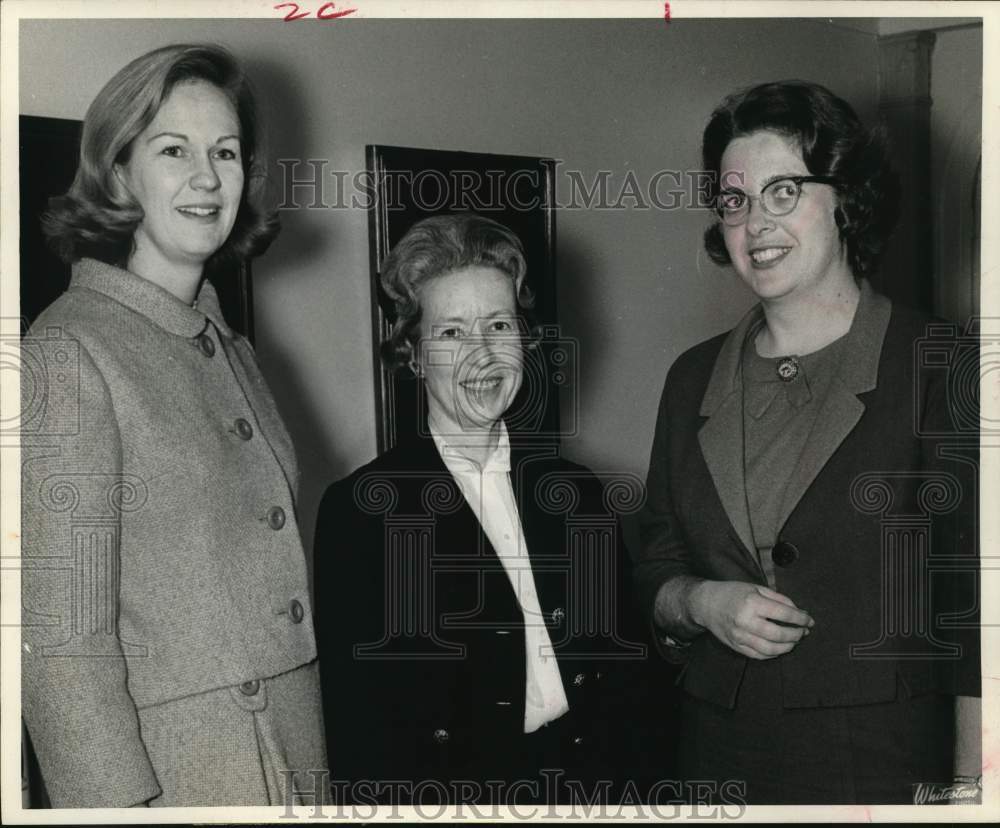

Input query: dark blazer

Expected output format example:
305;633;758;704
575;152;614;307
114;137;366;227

314;430;648;801
635;283;980;710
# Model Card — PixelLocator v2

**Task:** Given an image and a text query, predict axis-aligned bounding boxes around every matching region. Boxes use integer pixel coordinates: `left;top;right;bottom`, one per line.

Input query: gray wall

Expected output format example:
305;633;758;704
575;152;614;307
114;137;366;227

19;18;924;555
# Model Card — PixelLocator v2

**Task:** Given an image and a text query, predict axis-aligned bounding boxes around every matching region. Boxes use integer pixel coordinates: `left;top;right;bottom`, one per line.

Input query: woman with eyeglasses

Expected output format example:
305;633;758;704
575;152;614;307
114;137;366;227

634;81;980;803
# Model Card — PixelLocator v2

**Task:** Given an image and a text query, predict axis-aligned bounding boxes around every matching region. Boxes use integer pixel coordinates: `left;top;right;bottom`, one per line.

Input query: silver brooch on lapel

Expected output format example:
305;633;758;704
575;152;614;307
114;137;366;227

776;356;800;382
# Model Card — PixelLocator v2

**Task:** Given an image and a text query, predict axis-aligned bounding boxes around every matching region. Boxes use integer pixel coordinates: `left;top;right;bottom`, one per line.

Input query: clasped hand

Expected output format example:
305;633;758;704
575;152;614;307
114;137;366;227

690;581;814;660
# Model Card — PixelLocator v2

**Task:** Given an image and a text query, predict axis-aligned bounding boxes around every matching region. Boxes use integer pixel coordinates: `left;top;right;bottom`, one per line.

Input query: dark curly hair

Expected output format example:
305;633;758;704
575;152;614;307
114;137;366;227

702;80;899;279
379;212;534;372
42;43;279;272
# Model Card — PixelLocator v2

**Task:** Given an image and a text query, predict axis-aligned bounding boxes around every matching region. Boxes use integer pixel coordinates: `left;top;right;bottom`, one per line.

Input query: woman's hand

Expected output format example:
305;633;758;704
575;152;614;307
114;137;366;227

688;581;814;659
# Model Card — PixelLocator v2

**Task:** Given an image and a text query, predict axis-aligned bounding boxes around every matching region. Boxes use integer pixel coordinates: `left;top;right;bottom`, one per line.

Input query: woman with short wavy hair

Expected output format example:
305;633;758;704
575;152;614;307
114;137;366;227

699;80;899;280
635;80;979;803
379;212;535;374
21;44;325;807
313;212;641;805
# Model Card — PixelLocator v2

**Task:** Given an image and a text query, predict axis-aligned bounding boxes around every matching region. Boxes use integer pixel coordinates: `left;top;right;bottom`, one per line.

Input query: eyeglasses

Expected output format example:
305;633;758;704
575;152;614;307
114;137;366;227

714;175;838;226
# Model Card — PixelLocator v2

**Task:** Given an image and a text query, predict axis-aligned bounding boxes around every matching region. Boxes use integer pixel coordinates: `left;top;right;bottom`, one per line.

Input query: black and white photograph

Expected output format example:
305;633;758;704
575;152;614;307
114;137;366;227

1;0;995;821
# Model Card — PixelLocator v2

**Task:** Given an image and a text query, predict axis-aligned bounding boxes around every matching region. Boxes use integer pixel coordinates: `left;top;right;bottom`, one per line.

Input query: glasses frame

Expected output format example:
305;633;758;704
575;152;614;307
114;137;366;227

714;175;838;226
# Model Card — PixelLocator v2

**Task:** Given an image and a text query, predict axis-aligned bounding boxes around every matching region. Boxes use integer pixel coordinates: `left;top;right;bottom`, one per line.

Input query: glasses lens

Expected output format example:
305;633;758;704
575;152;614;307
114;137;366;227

763;179;801;216
716;191;747;224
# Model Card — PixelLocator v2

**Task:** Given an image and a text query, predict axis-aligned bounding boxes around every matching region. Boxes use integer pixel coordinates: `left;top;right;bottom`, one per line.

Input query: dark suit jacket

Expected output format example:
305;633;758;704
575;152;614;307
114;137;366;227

635;283;980;710
314;430;649;802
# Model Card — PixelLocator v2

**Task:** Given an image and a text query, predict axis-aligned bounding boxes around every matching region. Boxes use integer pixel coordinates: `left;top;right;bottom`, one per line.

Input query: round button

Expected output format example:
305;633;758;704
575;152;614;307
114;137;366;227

551;607;566;624
771;540;800;567
235;418;253;440
289;599;304;624
573;736;584;746
433;728;450;744
239;679;260;696
572;672;586;687
197;333;215;357
267;506;286;530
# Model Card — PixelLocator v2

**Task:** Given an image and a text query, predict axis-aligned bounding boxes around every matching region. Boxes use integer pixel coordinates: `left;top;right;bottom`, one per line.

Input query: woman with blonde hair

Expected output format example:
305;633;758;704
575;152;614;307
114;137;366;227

21;44;326;807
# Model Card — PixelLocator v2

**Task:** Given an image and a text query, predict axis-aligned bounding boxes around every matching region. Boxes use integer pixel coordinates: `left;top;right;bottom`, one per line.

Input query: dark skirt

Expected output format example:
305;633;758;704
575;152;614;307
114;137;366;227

677;658;954;805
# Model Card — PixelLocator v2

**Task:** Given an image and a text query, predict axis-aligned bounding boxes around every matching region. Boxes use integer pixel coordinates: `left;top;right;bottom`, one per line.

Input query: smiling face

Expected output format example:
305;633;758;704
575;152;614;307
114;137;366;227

719;130;853;304
415;265;524;437
115;79;243;287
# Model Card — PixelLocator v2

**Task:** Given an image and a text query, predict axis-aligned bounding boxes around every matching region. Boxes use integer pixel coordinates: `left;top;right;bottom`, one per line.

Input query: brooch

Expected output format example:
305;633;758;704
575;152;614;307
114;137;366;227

776;356;800;382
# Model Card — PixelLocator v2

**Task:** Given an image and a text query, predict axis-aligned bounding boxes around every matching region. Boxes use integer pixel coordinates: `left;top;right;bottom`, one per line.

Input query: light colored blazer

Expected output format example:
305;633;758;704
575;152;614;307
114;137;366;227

21;259;325;807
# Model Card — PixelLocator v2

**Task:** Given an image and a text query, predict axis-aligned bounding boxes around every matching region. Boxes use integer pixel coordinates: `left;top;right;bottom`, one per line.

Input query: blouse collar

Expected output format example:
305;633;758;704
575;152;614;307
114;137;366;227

700;278;891;418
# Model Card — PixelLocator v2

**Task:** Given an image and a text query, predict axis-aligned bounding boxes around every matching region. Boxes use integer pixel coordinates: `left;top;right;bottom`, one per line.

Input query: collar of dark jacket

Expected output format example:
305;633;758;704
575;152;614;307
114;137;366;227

71;257;234;340
699;278;891;417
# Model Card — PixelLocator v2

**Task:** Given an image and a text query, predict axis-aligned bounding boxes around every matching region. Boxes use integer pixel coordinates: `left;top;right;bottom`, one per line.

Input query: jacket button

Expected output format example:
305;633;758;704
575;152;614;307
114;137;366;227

573;736;584;746
552;607;565;624
239;679;260;696
235;418;253;440
289;599;304;624
433;728;450;744
573;672;586;687
772;540;800;567
197;333;215;357
267;506;286;530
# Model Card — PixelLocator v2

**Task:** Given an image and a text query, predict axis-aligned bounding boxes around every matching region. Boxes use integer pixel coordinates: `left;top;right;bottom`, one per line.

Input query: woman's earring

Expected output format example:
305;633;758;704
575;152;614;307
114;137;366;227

408;358;422;378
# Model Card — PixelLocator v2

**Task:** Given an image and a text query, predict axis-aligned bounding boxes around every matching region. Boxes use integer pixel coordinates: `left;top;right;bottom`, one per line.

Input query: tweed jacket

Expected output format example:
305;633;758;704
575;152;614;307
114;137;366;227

20;259;324;807
314;430;648;800
635;282;980;710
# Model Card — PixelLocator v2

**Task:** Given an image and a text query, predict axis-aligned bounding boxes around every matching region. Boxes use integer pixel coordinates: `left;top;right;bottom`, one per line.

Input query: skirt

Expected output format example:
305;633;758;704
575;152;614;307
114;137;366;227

139;660;328;806
677;657;953;804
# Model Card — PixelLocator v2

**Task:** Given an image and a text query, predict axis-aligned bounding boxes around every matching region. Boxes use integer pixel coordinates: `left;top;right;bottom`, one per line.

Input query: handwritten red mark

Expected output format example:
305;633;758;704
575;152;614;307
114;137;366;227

664;2;671;24
317;1;357;18
274;2;308;20
274;1;357;20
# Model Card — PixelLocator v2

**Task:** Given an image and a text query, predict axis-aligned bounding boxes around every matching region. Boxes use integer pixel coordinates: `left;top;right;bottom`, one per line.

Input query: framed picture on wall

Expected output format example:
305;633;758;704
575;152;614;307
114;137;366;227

19;115;256;341
366;144;567;454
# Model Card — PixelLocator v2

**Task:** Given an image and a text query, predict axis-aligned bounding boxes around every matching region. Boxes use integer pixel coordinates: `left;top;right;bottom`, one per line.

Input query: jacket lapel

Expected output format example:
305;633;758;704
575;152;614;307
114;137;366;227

399;431;488;553
508;441;564;619
698;307;762;566
774;282;891;530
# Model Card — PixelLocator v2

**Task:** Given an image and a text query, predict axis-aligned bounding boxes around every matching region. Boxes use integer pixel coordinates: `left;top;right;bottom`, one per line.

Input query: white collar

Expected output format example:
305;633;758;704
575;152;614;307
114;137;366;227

430;420;511;474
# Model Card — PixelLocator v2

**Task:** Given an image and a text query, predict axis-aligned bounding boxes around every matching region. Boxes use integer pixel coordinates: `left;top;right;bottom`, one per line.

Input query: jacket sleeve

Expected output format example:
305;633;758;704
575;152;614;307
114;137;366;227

313;474;387;794
590;471;683;794
20;334;161;807
633;366;702;656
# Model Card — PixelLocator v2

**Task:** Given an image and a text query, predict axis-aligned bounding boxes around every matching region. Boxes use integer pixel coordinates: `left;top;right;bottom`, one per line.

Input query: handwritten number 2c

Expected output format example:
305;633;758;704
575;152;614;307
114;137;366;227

274;1;357;19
